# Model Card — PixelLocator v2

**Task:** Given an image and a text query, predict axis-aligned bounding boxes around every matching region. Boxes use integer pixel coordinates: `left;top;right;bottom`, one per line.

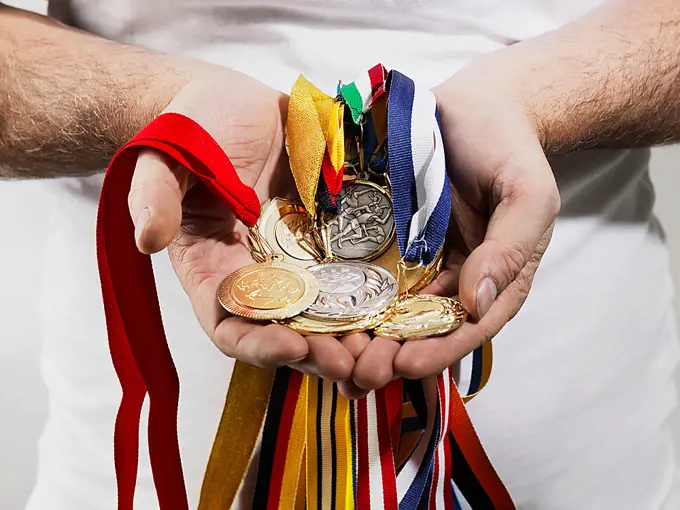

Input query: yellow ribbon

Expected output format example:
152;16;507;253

287;75;344;217
279;376;308;510
197;362;274;510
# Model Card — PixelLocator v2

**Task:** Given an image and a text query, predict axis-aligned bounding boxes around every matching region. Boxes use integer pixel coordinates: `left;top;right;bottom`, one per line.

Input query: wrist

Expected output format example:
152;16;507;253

110;52;211;145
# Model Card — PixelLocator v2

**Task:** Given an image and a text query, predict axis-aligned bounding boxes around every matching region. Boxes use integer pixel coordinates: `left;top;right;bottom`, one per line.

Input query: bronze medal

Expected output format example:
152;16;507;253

217;259;320;320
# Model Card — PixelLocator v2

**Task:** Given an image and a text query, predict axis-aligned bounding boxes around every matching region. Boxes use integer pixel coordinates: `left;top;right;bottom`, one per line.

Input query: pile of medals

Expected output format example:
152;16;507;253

217;67;467;340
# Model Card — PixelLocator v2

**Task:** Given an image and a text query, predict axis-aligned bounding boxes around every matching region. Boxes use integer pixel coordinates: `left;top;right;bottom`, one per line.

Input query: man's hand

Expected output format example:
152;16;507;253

339;65;560;399
128;69;356;381
341;0;680;398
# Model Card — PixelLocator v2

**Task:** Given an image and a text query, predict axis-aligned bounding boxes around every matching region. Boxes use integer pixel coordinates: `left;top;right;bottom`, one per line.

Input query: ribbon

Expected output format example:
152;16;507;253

341;64;389;174
341;63;388;125
97;112;261;510
198;362;274;509
287;75;345;216
386;70;451;265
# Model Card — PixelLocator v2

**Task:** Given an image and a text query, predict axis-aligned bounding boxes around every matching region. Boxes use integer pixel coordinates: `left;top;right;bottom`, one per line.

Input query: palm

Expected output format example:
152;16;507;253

131;70;355;377
343;76;559;396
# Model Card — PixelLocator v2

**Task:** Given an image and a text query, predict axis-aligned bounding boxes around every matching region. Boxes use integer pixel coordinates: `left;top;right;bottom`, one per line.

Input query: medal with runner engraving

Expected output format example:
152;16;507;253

318;180;395;262
301;261;398;321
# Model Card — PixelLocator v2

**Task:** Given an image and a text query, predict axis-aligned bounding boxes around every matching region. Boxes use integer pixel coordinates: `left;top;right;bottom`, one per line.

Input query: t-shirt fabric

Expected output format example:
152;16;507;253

28;1;680;508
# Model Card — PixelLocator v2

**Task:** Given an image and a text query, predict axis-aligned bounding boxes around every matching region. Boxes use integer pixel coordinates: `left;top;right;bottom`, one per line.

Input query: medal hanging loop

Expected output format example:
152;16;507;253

396;259;424;299
247;226;283;263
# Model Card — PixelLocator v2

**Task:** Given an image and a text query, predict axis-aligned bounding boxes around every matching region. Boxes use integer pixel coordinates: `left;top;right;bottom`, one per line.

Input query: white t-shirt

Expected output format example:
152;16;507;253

28;1;680;509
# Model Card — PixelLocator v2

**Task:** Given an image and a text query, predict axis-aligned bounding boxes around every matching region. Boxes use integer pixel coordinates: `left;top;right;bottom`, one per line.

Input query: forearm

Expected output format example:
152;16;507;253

475;0;680;154
0;5;202;178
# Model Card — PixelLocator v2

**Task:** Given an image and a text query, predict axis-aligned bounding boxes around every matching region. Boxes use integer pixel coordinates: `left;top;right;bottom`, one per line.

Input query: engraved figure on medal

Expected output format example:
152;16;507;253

325;182;395;261
233;268;305;310
302;262;398;320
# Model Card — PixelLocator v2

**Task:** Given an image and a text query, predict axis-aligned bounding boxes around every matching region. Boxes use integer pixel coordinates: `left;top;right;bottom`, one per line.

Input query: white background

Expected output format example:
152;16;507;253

1;1;680;508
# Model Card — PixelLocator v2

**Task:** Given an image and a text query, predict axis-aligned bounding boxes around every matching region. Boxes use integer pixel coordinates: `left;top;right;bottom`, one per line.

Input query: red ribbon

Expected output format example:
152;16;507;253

96;112;260;510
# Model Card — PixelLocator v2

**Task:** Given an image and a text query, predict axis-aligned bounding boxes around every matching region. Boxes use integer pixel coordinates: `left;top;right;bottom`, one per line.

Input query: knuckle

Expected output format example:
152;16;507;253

499;242;529;282
513;268;534;298
396;355;431;380
127;187;141;212
356;366;391;390
325;357;354;382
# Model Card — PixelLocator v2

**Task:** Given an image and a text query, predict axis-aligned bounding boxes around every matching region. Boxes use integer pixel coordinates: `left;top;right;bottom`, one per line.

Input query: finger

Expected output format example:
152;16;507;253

213;321;308;368
394;237;549;380
459;156;559;319
128;148;192;254
289;335;354;381
337;332;371;360
393;322;481;379
352;338;400;391
337;379;369;400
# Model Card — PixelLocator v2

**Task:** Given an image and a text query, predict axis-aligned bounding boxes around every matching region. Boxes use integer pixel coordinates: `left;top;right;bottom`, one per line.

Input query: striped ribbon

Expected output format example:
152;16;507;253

340;63;388;125
386;69;451;266
341;64;389;174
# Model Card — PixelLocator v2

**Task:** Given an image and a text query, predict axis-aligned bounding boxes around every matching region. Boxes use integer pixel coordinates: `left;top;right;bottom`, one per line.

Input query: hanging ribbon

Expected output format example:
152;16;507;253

341;64;389;174
97;112;262;510
341;63;389;125
287;75;345;216
198;362;274;509
386;70;451;266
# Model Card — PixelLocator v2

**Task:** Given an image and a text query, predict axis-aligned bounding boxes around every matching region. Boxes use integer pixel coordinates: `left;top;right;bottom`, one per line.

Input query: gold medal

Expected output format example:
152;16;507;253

258;198;321;268
374;295;468;340
218;258;320;320
279;310;385;335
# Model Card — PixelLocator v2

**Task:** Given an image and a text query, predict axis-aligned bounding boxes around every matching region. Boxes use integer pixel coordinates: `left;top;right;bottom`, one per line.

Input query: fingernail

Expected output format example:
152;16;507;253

134;208;151;244
476;277;497;318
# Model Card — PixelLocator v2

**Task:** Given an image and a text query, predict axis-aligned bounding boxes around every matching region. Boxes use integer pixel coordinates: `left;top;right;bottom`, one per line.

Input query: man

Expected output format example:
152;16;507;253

1;0;679;508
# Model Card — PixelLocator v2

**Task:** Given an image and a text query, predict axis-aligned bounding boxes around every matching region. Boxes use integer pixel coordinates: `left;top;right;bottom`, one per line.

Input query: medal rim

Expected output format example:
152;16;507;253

217;259;320;320
374;294;468;340
278;311;386;335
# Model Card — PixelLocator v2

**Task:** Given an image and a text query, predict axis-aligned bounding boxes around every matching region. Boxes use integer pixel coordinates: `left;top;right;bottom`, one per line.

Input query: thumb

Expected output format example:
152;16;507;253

128;148;193;254
458;168;559;320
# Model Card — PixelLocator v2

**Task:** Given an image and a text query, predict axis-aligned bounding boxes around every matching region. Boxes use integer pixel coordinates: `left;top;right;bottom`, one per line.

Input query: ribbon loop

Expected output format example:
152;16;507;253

98;112;261;510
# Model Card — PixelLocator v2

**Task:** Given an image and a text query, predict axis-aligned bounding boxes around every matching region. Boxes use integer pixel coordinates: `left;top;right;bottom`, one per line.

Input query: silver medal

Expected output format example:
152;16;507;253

324;181;395;261
302;261;398;320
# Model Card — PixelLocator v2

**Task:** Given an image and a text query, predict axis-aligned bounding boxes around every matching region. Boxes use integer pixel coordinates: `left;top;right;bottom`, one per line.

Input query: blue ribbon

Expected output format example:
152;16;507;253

386;71;451;265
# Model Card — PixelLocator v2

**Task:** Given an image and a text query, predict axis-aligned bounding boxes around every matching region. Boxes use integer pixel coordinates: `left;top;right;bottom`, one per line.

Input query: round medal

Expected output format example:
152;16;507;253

374;295;468;340
258;198;320;267
322;181;395;261
217;260;320;320
302;261;398;321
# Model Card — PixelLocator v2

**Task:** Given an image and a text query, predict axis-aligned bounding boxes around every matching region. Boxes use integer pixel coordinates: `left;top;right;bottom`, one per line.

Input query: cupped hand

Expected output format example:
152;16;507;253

127;67;355;381
340;61;560;399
